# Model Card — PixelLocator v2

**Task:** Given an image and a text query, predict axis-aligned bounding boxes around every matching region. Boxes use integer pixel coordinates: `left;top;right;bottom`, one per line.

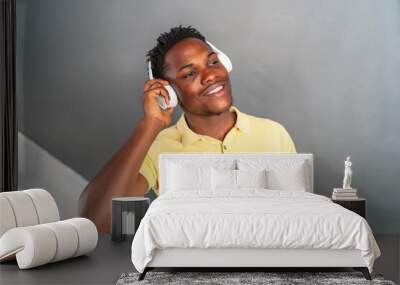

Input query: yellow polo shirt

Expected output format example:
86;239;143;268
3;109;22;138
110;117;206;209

139;105;296;196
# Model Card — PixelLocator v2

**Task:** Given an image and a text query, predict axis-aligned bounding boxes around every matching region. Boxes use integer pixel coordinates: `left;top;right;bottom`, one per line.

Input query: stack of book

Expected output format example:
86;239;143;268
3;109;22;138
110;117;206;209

332;188;358;200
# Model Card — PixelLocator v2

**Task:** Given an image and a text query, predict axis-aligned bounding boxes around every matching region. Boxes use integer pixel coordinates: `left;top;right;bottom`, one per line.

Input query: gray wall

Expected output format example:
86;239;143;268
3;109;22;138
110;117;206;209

18;132;88;220
17;0;400;234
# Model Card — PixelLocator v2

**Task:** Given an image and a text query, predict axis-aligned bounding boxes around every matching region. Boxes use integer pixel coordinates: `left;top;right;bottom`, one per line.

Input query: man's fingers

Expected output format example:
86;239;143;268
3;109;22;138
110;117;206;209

145;87;170;105
144;79;170;92
145;82;166;94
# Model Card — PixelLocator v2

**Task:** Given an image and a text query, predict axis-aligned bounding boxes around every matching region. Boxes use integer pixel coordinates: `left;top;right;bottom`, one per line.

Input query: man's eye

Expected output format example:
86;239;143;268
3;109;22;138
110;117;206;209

211;60;219;65
183;71;196;79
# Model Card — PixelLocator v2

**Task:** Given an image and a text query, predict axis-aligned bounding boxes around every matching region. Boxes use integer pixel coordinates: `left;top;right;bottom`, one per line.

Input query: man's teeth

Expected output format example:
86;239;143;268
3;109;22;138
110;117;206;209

206;85;223;95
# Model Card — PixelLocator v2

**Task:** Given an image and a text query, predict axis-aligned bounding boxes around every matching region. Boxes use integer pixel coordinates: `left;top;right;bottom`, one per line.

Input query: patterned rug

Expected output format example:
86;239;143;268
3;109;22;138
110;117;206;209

116;271;396;285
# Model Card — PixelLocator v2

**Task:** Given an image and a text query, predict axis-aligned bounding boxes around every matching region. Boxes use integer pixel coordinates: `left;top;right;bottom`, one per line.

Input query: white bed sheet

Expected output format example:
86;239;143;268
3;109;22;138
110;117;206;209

131;189;380;273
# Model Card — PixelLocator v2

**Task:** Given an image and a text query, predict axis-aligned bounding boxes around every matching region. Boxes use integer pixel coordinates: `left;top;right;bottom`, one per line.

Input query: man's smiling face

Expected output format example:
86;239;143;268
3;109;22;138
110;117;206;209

163;37;233;116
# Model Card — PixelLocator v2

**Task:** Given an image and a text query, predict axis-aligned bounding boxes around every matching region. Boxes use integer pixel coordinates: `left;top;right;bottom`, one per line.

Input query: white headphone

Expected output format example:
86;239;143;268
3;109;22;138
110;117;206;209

147;40;232;110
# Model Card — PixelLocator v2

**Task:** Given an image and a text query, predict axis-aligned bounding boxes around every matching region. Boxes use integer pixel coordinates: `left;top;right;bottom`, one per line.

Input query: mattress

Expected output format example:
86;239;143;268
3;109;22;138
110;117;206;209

131;189;381;273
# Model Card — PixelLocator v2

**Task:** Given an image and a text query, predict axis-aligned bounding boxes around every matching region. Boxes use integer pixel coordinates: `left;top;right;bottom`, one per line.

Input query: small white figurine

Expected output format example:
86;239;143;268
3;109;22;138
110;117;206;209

342;156;352;189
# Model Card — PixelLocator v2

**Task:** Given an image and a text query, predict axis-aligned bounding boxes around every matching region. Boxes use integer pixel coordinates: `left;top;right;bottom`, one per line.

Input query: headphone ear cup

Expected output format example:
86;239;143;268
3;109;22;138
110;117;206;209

206;41;232;73
156;86;177;110
164;85;178;108
217;53;232;73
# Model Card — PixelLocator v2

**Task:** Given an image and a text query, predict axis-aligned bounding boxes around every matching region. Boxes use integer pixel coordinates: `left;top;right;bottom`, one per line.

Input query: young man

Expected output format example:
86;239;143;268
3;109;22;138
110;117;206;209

79;25;296;233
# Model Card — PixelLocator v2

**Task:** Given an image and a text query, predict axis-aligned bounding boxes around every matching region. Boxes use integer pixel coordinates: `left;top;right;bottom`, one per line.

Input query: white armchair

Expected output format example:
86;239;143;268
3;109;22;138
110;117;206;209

0;189;98;269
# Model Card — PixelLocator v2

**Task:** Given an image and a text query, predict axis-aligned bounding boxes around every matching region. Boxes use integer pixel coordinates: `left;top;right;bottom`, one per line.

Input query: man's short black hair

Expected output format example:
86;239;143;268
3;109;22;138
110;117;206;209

146;25;206;79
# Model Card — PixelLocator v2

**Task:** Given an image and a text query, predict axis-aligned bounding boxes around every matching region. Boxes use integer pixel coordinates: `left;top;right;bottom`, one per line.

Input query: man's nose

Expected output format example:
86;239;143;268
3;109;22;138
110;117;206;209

200;68;217;85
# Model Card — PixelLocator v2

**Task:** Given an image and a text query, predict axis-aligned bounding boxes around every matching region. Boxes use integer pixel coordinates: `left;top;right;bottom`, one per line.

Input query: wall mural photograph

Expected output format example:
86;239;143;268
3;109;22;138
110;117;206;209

1;0;399;284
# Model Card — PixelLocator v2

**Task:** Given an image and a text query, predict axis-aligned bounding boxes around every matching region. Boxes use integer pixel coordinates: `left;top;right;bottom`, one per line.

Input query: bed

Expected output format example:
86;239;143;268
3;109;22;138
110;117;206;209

131;153;381;281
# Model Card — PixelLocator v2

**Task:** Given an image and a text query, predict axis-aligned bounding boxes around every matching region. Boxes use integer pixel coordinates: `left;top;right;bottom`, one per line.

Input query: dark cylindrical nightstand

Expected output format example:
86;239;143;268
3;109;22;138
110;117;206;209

332;198;366;218
111;197;150;242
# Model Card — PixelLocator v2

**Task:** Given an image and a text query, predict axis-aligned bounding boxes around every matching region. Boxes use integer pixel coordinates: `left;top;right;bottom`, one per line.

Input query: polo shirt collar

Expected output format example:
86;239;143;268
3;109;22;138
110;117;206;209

176;105;250;147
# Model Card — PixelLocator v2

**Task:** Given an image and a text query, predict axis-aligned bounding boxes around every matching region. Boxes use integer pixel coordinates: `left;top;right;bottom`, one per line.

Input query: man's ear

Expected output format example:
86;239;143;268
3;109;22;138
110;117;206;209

178;100;185;111
177;94;185;111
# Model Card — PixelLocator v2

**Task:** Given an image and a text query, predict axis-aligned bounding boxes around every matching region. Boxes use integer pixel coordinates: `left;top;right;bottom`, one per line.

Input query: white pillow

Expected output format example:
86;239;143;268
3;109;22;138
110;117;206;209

211;168;237;190
211;168;268;190
167;162;212;191
237;159;308;191
266;161;307;191
236;169;267;188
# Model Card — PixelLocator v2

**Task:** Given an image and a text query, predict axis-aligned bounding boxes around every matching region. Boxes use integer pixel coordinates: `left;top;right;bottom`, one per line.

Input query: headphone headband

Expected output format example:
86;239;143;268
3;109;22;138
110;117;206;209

148;60;154;80
147;40;232;79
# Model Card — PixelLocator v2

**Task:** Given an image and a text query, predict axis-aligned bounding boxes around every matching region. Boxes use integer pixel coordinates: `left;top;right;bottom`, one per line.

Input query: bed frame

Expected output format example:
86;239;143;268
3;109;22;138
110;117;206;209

140;248;371;280
138;153;371;281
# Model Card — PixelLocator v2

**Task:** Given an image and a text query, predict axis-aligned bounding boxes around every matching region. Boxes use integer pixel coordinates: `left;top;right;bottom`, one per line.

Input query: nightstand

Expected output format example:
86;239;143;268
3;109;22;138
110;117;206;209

332;198;366;218
112;197;150;242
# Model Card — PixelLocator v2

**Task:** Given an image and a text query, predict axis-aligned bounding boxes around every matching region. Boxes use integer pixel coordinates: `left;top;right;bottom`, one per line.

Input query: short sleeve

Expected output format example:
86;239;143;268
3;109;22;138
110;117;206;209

138;154;158;194
280;126;297;153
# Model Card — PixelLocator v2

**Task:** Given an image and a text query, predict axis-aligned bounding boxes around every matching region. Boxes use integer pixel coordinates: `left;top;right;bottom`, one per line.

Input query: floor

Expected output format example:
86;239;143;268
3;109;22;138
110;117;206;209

374;234;400;284
0;234;398;284
0;235;134;285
